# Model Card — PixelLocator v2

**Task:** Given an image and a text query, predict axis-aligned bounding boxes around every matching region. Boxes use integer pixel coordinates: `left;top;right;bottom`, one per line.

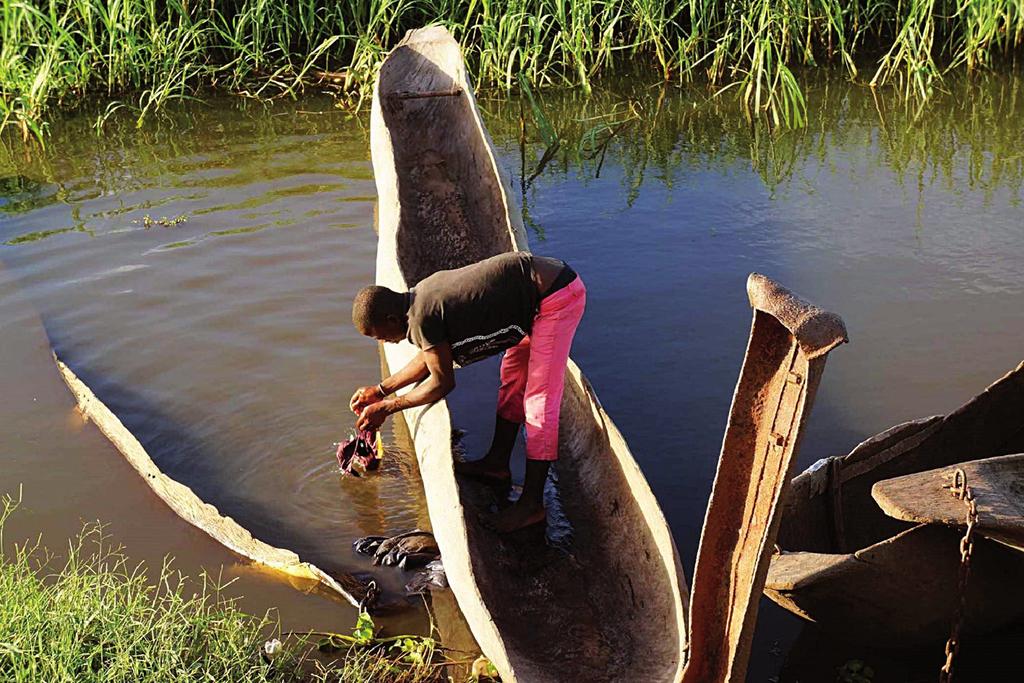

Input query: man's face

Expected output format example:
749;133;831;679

368;316;406;343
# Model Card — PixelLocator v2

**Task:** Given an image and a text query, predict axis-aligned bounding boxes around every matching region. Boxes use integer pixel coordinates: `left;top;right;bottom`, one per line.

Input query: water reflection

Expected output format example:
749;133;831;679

2;73;1020;245
479;71;1023;221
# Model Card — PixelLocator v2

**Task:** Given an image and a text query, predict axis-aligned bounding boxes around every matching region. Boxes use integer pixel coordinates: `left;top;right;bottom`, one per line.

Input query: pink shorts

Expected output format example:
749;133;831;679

496;277;586;461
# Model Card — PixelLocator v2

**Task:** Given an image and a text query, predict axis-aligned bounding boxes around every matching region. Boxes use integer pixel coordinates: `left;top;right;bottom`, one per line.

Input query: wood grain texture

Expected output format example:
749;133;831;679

873;453;1024;552
682;275;845;683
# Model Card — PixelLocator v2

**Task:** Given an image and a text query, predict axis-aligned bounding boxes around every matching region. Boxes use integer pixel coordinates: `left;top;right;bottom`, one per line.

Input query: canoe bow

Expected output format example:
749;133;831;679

682;273;847;682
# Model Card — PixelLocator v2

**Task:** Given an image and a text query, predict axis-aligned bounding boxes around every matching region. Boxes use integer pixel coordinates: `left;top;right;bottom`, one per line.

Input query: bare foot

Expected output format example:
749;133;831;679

485;500;546;534
454;458;511;486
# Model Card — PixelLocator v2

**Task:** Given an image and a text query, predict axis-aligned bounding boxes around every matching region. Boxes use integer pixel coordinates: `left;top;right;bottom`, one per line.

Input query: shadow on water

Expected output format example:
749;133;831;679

779;620;1024;682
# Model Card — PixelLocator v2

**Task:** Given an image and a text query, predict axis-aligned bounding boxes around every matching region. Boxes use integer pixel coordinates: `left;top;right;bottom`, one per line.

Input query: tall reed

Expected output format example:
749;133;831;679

2;0;1023;141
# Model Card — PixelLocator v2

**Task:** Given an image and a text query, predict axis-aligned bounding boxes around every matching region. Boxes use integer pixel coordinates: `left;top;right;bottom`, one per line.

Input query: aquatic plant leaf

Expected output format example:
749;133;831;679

518;73;558;148
352;610;376;645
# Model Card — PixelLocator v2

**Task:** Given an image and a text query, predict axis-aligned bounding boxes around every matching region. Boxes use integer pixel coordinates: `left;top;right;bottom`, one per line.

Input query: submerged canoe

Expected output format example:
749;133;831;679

765;362;1024;644
54;356;375;608
370;25;847;683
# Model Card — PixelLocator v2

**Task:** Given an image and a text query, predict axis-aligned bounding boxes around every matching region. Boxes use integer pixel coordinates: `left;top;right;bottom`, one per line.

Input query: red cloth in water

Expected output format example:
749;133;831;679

336;430;380;476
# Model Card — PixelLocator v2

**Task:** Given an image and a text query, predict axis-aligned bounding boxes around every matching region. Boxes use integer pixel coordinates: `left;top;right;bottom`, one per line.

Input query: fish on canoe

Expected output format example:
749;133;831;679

370;25;847;683
765;362;1024;644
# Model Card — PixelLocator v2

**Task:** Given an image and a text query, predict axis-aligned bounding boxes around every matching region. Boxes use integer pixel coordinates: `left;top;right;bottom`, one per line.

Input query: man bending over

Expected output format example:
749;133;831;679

349;251;586;533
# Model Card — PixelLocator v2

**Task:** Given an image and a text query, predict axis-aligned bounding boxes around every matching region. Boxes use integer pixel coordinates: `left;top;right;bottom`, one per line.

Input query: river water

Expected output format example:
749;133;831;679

1;73;1022;680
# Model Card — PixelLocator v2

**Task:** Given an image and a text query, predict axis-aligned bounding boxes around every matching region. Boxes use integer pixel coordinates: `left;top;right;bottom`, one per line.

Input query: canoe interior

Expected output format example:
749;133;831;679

768;522;1024;641
683;278;846;683
376;38;513;285
374;27;684;682
778;362;1024;555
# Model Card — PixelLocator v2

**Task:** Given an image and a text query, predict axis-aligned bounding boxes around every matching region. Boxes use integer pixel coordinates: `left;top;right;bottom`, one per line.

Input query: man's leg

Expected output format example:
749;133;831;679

490;279;586;533
454;337;530;484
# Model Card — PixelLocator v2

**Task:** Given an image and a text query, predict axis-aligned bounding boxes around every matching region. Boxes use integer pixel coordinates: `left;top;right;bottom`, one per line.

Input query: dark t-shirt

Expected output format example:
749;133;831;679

407;252;538;367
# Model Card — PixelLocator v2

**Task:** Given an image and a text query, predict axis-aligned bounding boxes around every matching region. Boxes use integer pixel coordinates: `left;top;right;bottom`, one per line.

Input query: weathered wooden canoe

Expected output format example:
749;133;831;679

0;256;371;608
371;26;688;683
682;274;846;683
370;25;847;683
765;362;1024;644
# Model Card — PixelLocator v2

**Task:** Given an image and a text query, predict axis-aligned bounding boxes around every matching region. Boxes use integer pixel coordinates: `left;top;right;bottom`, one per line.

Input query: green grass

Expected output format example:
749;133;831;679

1;0;1023;140
0;494;463;682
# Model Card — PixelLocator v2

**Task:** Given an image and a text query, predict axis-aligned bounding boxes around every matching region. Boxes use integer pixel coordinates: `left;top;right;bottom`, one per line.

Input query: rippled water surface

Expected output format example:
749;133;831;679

2;74;1022;679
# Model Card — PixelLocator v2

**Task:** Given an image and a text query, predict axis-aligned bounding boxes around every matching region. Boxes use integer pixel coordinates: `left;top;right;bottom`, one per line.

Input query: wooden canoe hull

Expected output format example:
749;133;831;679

55;356;371;607
370;26;687;682
0;261;369;608
683;275;846;682
767;523;1024;643
766;362;1024;643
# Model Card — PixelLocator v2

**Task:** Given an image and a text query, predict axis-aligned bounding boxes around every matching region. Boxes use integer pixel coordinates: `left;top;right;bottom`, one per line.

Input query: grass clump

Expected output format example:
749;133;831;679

0;494;466;682
0;503;271;681
2;0;1024;140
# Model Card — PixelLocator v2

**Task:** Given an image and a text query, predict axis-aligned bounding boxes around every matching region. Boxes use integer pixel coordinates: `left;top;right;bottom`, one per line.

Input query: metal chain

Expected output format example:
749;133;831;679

938;468;978;683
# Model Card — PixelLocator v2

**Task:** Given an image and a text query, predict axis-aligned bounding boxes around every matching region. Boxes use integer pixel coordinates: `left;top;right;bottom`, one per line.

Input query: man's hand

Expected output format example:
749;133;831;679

357;401;392;431
351;345;453;429
350;385;384;415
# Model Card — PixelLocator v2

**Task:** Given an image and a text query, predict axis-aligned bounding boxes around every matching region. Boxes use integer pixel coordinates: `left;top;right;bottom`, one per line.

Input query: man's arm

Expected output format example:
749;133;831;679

356;344;455;430
350;351;429;414
380;352;430;394
387;343;455;410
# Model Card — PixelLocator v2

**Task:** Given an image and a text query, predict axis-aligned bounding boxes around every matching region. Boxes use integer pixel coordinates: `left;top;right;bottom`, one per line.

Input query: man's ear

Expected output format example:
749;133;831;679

385;313;402;328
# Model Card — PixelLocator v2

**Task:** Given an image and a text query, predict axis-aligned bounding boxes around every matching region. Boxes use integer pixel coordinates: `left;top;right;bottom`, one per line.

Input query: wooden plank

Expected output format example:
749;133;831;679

873;453;1024;552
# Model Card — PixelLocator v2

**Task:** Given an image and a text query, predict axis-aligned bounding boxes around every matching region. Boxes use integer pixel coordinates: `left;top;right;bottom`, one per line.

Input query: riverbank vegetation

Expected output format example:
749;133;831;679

0;496;480;682
1;0;1023;140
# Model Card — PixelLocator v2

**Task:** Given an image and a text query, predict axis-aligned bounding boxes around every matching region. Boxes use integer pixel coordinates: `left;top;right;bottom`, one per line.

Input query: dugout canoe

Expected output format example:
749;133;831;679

52;356;375;609
765;362;1024;644
370;25;846;682
0;260;373;610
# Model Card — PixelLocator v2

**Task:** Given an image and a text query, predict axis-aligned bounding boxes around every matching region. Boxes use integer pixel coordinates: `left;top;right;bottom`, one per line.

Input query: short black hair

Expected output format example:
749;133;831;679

352;285;404;335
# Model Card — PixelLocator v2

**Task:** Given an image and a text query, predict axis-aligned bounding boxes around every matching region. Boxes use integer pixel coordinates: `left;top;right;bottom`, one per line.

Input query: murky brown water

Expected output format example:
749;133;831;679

2;72;1022;680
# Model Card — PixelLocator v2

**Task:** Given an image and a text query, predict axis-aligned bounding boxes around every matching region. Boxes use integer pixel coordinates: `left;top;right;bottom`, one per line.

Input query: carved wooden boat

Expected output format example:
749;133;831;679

0;260;371;609
682;275;846;682
54;355;374;608
371;26;687;682
371;26;846;682
765;362;1024;644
